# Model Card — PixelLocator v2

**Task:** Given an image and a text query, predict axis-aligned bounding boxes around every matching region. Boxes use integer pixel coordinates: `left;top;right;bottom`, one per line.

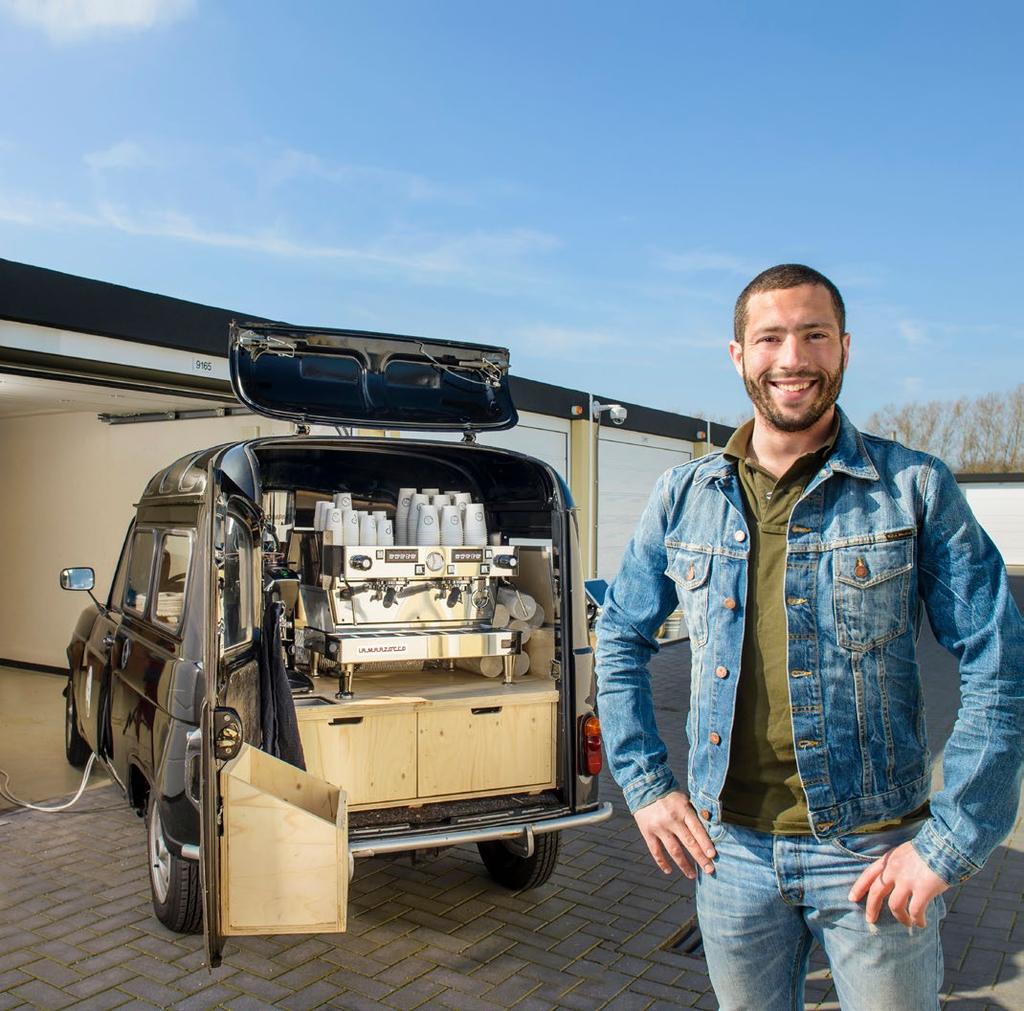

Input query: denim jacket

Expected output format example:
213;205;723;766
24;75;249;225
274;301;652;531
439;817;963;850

595;407;1024;885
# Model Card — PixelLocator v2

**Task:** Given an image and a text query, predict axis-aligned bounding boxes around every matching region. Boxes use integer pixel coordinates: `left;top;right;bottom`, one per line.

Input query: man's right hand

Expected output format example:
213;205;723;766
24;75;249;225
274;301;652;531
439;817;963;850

633;790;717;878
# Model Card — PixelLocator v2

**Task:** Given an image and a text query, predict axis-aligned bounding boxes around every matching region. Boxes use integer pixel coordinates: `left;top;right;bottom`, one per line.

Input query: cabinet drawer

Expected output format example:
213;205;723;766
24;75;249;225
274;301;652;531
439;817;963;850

417;702;555;797
299;712;417;806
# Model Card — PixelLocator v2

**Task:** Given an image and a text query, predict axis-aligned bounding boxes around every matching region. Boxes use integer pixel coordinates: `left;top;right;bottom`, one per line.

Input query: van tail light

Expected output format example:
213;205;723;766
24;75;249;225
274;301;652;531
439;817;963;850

579;714;603;776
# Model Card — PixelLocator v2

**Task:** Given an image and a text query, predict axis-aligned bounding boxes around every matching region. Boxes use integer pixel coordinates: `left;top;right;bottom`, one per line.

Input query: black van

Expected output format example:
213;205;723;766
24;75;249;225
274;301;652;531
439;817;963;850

62;322;611;967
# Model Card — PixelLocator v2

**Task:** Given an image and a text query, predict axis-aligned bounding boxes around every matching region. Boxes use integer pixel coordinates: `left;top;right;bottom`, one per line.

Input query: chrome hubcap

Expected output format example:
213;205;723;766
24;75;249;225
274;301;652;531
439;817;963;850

148;803;171;903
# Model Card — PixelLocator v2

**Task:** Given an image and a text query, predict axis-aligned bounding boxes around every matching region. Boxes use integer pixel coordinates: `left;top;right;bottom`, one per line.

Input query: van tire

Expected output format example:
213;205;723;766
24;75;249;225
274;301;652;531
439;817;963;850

64;687;91;768
477;831;560;890
147;797;202;934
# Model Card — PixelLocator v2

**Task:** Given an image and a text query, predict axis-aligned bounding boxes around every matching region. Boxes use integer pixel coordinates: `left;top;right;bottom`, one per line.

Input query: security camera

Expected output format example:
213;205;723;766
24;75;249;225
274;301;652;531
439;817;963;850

609;405;627;425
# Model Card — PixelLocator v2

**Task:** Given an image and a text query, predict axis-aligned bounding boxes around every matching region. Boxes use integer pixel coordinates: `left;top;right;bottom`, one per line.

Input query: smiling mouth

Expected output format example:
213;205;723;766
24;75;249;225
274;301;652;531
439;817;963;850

768;379;817;393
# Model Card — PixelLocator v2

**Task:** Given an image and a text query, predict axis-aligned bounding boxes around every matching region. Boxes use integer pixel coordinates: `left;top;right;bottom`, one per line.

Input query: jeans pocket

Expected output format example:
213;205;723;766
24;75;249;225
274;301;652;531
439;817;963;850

666;547;711;648
830;819;924;862
833;537;914;652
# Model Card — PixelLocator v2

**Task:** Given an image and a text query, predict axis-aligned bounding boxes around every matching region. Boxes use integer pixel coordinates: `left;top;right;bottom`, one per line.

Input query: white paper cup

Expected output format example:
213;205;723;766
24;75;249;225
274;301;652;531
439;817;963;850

377;519;394;546
431;493;451;508
421;488;440;497
462;502;488;546
395;488;416;546
408;494;431;545
359;514;378;546
314;500;332;531
497;587;537;622
325;507;345;539
342;509;360;546
333;492;353;511
451;492;473;507
415;503;440;546
440;504;463;546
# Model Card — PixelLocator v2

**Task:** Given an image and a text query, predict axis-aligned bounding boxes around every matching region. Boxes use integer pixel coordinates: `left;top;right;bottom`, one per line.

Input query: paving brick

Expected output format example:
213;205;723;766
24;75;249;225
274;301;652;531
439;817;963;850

9;977;77;1009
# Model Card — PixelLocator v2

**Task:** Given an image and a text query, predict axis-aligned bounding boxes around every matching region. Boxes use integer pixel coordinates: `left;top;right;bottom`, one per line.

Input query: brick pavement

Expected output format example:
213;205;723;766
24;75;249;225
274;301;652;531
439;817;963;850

2;637;1023;1009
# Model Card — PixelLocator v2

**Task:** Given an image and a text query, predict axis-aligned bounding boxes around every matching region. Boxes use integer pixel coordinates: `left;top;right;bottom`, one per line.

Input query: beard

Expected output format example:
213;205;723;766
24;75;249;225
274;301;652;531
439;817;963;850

742;360;845;433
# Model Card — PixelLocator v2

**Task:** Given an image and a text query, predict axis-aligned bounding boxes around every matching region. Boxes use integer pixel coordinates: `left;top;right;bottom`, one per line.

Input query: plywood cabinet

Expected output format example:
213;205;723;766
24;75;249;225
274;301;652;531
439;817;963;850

301;711;417;806
417;702;555;796
295;671;558;808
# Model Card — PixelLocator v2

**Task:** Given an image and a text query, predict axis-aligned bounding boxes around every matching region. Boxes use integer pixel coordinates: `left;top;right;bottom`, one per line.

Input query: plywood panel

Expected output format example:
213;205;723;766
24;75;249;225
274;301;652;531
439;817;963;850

418;702;555;796
221;745;347;935
299;712;417;805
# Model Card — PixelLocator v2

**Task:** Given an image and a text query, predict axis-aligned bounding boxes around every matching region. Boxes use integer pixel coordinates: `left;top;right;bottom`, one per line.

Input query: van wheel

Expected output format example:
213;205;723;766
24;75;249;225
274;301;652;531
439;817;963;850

477;831;560;890
64;688;91;768
147;798;202;934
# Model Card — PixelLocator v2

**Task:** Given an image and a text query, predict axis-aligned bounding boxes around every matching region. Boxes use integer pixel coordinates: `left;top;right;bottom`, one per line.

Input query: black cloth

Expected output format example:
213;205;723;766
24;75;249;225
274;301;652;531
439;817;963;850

259;600;306;770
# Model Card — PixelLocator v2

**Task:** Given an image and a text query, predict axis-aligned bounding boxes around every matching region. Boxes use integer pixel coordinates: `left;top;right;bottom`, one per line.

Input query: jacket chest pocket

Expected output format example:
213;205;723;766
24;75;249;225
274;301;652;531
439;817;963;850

666;548;711;648
833;537;914;652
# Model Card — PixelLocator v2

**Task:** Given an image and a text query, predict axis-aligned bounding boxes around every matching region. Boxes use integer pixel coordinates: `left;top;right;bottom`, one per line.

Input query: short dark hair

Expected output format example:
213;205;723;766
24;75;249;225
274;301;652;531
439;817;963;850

733;264;846;342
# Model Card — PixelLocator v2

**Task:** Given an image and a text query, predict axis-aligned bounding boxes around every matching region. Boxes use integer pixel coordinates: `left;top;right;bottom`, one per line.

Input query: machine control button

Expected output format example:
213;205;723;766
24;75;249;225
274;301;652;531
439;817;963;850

493;554;518;569
484;548;493;558
414;564;425;575
425;551;445;572
480;564;490;574
350;554;373;571
375;549;385;559
447;564;456;575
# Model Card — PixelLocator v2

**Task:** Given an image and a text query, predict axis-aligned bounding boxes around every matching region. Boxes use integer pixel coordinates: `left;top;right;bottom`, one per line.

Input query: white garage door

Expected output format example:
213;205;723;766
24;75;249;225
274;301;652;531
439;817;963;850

961;483;1024;567
597;430;692;581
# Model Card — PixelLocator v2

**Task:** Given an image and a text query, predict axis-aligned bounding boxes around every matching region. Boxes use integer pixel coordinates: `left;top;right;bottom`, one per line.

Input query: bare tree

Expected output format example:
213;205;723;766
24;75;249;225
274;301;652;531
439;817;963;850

867;385;1024;472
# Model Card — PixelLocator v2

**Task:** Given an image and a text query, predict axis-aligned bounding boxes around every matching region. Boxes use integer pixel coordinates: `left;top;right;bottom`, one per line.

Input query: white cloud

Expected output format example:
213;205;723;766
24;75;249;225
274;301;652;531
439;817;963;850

0;183;559;288
656;250;749;274
84;139;154;171
898;320;930;346
263;149;471;205
512;324;622;359
1;0;195;43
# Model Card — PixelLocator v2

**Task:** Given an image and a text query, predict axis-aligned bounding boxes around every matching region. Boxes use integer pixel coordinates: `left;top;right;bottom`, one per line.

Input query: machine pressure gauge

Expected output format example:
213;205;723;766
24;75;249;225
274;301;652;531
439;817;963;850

425;551;445;573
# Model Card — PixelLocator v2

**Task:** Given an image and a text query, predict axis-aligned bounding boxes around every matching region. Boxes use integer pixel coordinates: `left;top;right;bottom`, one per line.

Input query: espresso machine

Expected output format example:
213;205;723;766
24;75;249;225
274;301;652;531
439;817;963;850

282;533;524;698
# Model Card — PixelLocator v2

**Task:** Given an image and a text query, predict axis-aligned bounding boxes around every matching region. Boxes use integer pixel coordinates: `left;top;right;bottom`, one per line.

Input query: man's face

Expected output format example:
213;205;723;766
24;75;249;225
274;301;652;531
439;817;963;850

729;283;850;433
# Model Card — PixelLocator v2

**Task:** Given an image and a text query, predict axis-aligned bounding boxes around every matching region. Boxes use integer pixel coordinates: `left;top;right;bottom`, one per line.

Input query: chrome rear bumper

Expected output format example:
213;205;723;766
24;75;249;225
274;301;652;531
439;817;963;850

349;803;614;859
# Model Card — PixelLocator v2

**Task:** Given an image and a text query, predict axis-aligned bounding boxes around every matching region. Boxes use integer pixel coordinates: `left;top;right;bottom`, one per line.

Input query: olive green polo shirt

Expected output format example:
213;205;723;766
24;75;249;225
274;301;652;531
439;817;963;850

720;415;839;834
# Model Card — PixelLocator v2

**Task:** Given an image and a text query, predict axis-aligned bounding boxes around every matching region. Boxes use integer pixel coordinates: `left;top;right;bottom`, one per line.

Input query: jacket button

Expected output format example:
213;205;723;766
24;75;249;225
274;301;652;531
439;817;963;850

715;665;728;678
723;597;736;610
700;809;711;820
734;530;746;542
709;731;721;745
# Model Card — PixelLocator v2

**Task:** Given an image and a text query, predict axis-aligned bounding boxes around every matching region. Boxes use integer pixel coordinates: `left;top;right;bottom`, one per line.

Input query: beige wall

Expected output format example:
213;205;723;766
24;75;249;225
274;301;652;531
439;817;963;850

0;410;291;669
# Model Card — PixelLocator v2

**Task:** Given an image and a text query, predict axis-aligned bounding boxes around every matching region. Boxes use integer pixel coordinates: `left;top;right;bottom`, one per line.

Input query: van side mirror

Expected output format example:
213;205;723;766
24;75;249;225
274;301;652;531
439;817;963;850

61;567;95;591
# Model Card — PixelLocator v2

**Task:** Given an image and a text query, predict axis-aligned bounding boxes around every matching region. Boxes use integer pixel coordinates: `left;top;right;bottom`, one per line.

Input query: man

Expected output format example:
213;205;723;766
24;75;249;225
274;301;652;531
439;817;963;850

595;264;1024;1009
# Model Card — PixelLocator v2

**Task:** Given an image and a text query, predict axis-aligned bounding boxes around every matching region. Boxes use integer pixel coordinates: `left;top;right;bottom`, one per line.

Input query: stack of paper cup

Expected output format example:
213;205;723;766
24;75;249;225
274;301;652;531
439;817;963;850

377;519;395;546
422;487;440;497
342;509;360;546
407;494;430;544
462;503;488;546
440;504;463;546
496;587;537;622
395;489;416;546
325;507;345;542
415;503;440;546
333;492;353;511
359;513;377;546
451;492;473;508
314;500;333;530
431;493;451;509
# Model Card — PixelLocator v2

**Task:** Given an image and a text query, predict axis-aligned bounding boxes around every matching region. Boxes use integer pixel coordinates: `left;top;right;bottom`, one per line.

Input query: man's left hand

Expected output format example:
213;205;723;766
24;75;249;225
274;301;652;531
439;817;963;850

848;841;950;927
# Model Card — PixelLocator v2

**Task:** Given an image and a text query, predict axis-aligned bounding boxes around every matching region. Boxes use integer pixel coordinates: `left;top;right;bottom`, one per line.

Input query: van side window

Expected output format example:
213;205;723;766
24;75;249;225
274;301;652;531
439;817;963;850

223;515;253;648
124;530;155;616
154;533;191;630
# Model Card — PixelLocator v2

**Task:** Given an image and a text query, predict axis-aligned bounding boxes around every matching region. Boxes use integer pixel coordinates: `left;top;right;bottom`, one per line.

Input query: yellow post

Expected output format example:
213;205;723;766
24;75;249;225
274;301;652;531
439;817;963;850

569;417;597;577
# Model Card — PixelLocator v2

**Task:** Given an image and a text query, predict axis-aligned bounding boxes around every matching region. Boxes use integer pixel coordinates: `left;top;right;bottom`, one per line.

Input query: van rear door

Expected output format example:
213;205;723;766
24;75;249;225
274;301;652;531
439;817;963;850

229;321;517;432
199;460;348;969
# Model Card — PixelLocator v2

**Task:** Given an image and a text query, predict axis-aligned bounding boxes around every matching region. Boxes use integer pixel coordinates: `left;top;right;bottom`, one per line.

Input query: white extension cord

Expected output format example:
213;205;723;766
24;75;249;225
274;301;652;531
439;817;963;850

0;752;97;812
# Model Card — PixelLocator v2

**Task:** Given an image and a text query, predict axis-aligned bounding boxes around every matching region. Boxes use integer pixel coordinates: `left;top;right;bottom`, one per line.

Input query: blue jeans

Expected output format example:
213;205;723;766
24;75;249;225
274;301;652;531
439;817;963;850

696;821;945;1011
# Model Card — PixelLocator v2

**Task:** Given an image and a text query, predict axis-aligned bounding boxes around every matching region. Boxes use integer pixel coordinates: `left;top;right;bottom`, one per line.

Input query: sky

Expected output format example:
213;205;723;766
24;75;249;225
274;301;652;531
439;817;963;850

0;0;1021;427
